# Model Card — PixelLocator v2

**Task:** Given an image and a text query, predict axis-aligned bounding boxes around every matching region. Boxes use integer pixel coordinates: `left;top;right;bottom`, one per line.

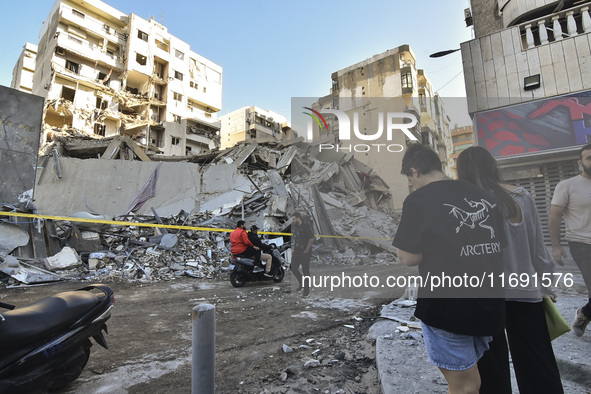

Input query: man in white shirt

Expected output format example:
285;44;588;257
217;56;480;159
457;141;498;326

549;143;591;337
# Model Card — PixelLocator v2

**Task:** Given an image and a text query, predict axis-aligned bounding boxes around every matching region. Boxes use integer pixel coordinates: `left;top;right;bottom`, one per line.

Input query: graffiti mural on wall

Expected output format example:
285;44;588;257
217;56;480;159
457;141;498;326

0;86;44;206
475;91;591;157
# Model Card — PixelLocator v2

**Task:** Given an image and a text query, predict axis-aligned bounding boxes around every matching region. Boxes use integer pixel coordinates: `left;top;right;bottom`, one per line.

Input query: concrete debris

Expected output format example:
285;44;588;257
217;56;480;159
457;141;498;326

2;137;401;286
282;344;293;354
0;222;30;256
44;246;80;271
303;360;321;369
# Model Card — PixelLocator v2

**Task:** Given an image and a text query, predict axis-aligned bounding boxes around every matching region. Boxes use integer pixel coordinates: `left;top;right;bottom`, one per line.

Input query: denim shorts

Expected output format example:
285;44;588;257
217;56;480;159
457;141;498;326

421;322;492;371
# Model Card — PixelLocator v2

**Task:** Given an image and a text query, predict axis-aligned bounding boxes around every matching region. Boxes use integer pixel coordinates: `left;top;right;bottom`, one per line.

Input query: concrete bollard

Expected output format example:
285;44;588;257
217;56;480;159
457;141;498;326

192;304;215;394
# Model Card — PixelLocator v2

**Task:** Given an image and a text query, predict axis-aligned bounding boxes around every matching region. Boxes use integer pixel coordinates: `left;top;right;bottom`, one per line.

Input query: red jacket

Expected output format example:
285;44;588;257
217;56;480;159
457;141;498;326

230;227;254;254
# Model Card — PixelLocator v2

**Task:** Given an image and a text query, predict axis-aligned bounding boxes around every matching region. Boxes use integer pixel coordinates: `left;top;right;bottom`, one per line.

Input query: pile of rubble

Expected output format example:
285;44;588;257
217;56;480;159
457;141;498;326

1;136;399;287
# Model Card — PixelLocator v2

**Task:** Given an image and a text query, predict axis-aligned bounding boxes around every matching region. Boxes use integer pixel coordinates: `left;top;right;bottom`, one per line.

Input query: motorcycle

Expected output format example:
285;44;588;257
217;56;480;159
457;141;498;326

0;284;114;393
229;242;290;288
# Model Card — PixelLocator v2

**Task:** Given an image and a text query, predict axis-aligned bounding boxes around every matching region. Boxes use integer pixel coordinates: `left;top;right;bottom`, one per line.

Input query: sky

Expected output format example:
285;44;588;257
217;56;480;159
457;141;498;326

0;0;474;126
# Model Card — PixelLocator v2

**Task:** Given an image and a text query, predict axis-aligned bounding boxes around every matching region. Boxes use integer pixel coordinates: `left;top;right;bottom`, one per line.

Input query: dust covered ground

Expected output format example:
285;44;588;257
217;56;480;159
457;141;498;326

2;262;590;394
1;263;412;393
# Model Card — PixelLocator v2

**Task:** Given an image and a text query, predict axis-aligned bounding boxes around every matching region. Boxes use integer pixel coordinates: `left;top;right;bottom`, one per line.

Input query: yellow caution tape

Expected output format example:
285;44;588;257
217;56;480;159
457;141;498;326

0;211;394;241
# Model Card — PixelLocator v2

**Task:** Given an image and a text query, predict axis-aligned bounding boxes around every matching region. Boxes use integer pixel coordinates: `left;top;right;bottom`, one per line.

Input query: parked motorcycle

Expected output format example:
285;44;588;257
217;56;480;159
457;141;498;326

229;242;290;287
0;284;114;393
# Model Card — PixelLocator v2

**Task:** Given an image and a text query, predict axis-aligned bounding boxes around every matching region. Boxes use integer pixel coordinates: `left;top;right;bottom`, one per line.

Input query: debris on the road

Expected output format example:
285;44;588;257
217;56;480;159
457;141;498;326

1;137;400;287
282;345;293;354
304;359;321;369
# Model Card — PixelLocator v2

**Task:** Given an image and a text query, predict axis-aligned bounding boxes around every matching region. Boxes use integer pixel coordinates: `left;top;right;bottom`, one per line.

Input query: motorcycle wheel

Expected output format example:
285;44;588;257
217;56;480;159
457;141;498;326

47;343;91;390
272;267;285;283
230;271;246;287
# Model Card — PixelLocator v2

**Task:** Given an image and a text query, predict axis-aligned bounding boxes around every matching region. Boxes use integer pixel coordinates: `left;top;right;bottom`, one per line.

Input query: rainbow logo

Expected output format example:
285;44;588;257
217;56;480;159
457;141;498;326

303;107;328;131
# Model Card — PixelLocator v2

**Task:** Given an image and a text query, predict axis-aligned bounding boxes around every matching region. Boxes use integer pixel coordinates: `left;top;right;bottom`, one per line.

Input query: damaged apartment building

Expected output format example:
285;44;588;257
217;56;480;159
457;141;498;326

307;45;455;209
219;106;295;150
11;0;222;156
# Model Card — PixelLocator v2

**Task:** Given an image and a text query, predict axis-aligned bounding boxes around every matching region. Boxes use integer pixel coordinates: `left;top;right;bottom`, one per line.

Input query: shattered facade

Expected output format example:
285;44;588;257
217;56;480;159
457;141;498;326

13;0;222;156
219;106;295;150
309;45;454;210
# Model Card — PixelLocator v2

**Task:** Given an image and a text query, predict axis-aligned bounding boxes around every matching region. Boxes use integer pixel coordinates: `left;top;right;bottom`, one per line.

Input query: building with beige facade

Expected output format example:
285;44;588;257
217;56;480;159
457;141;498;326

462;0;591;241
310;44;454;209
12;0;222;156
11;43;38;94
219;106;293;150
450;125;475;177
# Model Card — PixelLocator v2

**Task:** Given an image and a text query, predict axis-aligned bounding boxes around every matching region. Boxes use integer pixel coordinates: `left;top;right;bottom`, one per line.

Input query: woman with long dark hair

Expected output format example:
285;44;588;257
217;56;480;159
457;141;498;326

457;146;563;394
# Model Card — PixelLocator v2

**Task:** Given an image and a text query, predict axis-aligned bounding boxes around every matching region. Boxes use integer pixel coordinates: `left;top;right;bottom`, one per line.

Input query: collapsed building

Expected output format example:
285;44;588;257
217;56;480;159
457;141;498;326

0;135;399;286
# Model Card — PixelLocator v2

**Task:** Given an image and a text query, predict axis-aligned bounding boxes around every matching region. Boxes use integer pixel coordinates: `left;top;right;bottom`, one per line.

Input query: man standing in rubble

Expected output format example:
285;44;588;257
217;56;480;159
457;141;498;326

392;144;505;394
549;143;591;337
291;212;315;297
230;220;262;272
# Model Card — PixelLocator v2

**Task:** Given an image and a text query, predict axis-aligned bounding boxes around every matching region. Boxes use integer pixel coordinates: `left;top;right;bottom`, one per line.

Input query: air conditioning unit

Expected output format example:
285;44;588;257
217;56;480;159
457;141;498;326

55;47;65;56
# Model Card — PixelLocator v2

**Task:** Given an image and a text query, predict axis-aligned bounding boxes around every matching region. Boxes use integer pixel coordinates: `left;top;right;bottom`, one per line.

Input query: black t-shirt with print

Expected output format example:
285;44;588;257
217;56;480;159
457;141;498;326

393;180;505;336
293;222;314;252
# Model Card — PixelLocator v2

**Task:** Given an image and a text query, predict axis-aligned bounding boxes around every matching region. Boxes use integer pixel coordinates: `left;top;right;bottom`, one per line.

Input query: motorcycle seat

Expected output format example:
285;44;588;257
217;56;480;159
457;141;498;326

232;256;255;266
0;290;101;348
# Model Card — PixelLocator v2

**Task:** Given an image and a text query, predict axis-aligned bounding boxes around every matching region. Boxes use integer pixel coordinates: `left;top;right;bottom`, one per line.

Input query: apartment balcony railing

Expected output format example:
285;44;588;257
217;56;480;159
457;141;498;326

520;4;591;50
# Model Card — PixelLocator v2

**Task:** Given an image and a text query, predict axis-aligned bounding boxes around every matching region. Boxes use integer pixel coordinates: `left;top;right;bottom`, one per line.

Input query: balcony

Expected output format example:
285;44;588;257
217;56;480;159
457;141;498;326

56;34;124;70
60;6;127;46
520;4;591;50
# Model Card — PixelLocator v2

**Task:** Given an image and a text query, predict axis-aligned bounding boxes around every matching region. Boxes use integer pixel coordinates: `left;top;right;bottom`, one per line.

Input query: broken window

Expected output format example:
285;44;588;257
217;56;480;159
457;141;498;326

203;87;207;93
72;9;85;18
173;92;183;102
173;114;181;124
154;61;164;78
175;49;184;61
94;123;106;136
401;72;412;89
332;78;338;92
96;97;108;110
66;60;79;74
106;49;115;58
61;86;76;102
174;70;183;81
126;86;139;95
136;53;147;66
153;85;164;101
419;92;426;107
103;24;111;34
97;72;110;83
150;128;164;147
138;30;148;42
172;136;180;145
155;39;169;52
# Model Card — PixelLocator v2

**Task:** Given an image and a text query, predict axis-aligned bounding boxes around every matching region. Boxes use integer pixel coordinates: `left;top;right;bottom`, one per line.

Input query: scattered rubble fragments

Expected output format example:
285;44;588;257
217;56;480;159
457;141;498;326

1;136;399;287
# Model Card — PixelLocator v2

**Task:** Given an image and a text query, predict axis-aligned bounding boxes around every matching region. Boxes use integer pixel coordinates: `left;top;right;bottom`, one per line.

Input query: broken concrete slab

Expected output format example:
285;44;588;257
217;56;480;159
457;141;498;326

34;158;202;218
44;246;80;271
0;222;30;256
0;257;64;284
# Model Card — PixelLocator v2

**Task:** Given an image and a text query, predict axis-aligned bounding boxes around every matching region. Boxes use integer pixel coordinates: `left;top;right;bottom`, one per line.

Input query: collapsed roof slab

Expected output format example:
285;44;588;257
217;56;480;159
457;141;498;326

34;157;202;218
